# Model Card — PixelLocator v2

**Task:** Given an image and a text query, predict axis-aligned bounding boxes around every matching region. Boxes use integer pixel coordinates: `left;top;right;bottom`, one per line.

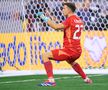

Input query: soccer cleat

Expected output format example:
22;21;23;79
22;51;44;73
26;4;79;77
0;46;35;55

84;77;92;84
38;80;56;86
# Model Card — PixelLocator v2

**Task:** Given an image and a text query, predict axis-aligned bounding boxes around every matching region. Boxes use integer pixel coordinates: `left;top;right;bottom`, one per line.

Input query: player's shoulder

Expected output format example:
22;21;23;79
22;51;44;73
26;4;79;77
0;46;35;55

74;15;83;24
70;15;83;22
66;14;83;25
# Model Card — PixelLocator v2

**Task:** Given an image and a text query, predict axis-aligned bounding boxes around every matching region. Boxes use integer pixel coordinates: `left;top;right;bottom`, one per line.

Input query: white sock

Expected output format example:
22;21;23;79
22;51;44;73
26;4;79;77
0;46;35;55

48;78;55;82
84;77;89;82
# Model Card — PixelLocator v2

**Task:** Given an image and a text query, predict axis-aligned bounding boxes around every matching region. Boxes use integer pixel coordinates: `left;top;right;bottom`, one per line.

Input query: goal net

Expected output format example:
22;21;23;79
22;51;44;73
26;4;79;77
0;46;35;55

0;0;108;76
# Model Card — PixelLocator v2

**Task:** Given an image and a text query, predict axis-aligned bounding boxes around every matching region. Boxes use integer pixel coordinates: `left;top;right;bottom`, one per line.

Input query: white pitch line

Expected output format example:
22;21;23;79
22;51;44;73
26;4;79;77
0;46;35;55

0;79;36;84
0;74;104;84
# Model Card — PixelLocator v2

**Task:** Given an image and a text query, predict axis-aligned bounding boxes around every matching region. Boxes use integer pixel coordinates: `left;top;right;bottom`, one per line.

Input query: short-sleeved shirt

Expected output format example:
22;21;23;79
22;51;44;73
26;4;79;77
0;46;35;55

62;14;83;53
51;14;83;61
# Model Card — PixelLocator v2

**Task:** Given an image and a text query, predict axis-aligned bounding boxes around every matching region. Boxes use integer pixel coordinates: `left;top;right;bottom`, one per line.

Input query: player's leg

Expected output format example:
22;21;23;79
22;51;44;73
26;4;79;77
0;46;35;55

38;51;56;86
39;48;80;86
42;52;55;82
38;49;71;86
67;60;87;79
67;59;92;84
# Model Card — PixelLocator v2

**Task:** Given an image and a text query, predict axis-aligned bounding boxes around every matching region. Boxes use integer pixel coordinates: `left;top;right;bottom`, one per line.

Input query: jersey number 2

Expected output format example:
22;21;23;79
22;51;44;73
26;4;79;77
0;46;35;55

73;25;83;40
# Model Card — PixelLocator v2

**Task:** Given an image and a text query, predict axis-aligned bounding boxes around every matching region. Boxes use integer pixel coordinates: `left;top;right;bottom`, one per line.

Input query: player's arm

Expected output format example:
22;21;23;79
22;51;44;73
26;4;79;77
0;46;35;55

47;19;64;30
36;12;65;30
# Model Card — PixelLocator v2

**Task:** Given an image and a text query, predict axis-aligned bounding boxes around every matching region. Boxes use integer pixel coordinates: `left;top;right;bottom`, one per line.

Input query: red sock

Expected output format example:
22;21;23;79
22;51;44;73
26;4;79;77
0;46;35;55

72;63;87;79
44;61;53;78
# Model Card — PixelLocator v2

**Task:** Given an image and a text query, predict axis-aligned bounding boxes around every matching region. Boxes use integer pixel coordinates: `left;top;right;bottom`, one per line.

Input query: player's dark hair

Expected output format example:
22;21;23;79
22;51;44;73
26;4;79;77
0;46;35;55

63;3;76;12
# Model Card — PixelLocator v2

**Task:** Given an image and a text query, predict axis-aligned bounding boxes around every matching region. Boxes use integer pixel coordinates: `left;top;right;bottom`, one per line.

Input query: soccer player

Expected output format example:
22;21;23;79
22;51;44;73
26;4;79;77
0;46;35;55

36;2;92;86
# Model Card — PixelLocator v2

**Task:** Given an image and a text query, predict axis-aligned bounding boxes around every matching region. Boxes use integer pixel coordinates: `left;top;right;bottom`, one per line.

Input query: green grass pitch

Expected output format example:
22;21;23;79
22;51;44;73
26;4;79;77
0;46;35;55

0;74;108;90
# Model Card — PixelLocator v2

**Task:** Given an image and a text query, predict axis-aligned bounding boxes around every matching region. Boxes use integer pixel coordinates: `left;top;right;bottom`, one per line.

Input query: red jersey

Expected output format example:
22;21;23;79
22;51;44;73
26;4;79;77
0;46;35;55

62;14;83;53
52;14;83;61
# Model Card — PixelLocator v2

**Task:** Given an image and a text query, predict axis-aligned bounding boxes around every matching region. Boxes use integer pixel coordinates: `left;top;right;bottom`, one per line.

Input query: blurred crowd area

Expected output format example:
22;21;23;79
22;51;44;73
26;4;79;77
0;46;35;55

25;0;108;32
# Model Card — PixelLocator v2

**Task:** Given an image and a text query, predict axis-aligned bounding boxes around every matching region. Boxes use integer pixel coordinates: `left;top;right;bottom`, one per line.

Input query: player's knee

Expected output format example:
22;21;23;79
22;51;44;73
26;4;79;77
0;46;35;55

42;52;53;62
67;60;76;65
42;53;47;59
67;60;73;64
42;53;50;61
72;62;77;66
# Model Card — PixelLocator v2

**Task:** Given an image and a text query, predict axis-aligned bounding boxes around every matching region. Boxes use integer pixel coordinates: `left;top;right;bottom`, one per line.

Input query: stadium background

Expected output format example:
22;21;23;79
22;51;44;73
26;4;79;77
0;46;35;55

0;0;108;76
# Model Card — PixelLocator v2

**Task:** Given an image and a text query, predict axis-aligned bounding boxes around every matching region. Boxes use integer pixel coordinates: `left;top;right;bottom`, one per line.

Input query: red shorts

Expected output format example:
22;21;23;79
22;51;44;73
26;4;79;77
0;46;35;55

51;48;81;62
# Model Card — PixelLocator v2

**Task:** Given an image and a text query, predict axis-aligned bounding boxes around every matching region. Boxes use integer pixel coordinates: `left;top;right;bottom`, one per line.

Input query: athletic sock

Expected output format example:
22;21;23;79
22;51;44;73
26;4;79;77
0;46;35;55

48;78;55;82
44;61;54;81
72;63;87;79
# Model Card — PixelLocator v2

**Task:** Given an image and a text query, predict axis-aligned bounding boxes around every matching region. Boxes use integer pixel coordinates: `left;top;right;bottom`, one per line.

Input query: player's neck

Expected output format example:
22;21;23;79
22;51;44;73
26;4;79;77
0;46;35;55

67;13;74;17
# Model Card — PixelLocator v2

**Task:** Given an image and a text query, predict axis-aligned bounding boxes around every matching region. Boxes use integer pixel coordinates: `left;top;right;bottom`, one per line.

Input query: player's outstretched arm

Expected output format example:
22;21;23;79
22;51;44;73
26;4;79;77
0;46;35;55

36;12;65;30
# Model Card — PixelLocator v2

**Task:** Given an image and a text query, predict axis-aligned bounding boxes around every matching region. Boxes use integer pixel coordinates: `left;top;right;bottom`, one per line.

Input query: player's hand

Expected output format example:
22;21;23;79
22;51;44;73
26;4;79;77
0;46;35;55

36;12;50;22
36;12;44;17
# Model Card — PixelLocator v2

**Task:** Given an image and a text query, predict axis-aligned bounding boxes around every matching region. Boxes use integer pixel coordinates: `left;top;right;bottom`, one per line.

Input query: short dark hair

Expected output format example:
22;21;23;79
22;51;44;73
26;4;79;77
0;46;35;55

63;3;76;12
